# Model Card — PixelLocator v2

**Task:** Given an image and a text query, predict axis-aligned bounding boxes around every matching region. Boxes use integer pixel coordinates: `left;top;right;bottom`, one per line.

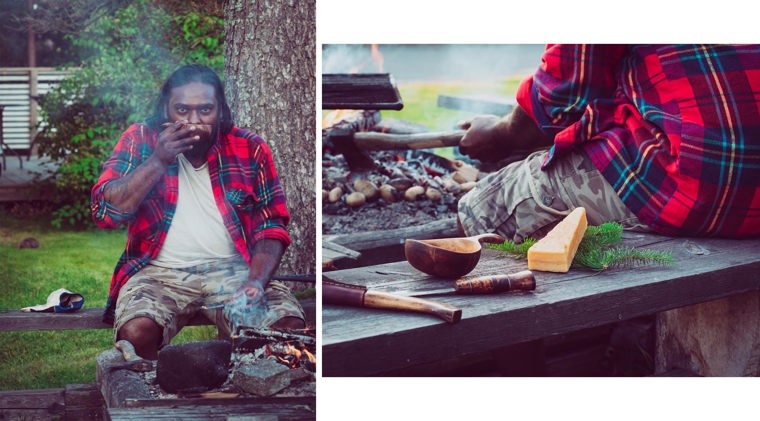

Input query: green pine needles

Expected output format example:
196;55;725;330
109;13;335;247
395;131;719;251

488;222;674;271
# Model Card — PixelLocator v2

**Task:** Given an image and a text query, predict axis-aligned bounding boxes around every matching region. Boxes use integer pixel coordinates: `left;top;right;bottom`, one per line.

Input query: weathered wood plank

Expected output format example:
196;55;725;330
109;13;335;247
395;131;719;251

0;308;200;331
655;289;760;376
0;299;316;332
0;388;66;420
322;240;361;268
108;403;315;420
324;217;459;252
322;234;760;375
0;384;104;421
65;383;105;421
0;388;64;409
0;408;63;420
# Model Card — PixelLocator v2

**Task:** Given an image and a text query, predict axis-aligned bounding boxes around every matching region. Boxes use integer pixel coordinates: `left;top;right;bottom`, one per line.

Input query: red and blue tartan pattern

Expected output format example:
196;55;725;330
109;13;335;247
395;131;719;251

91;124;291;323
517;44;760;237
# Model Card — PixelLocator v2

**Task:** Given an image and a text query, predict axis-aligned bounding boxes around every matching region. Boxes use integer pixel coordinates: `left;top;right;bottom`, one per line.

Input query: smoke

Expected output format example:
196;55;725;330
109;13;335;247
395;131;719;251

322;44;545;131
223;293;270;332
322;44;544;83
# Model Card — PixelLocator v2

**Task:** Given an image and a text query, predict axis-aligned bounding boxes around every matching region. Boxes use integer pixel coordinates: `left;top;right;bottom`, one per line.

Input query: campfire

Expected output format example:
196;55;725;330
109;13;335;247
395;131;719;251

96;326;317;412
322;109;479;235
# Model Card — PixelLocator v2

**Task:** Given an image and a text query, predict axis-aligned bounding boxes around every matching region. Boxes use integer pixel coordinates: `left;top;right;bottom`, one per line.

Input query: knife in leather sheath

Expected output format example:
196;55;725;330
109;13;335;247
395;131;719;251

322;276;462;324
395;271;536;297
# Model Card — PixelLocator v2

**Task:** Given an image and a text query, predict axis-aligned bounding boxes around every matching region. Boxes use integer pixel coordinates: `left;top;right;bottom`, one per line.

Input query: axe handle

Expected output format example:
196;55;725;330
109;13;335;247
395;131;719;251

362;290;462;324
353;130;465;151
323;280;462;324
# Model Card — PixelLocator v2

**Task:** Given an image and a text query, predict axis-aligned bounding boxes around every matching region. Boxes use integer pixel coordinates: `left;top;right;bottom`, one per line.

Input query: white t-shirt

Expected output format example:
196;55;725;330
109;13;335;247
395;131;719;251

151;154;239;268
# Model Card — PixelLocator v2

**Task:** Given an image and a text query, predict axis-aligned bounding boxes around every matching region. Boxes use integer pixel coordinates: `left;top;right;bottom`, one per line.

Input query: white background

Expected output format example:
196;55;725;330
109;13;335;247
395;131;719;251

316;1;758;419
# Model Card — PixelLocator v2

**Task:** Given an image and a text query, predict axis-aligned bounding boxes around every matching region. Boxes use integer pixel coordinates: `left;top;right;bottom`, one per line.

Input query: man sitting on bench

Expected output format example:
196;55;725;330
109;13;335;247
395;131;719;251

91;65;305;359
457;44;760;242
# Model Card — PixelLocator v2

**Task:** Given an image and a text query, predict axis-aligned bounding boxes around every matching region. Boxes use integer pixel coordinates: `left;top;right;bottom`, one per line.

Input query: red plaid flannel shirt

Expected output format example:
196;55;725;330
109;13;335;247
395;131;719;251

518;44;760;237
92;124;290;323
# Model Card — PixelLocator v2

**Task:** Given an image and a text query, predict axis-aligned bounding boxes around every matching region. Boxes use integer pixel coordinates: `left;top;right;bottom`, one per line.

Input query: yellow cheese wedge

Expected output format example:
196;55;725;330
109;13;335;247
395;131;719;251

527;207;588;273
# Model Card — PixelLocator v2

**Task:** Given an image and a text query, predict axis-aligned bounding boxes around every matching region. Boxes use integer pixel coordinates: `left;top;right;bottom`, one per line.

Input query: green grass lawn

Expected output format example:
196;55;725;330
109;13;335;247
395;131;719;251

0;209;216;390
389;77;522;130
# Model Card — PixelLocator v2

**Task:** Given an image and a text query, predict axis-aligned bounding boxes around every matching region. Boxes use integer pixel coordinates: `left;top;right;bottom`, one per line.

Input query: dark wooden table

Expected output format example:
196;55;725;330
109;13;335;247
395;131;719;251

321;232;760;376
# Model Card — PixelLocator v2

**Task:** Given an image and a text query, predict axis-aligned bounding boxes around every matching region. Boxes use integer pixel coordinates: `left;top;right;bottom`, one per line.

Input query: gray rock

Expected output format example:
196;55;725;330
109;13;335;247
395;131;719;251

232;357;292;397
156;340;231;393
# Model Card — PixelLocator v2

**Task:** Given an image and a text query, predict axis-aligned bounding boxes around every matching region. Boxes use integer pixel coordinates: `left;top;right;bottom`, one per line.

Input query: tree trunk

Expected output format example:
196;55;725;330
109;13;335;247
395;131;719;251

224;0;316;281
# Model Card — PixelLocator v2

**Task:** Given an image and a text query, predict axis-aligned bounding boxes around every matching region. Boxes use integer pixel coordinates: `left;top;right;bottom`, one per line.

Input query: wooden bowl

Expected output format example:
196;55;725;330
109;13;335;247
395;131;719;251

404;233;505;278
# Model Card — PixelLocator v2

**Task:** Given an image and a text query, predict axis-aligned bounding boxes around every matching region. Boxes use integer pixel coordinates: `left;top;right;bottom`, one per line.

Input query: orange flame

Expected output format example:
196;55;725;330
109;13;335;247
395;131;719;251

265;342;314;369
323;45;384;130
302;348;316;364
322;109;357;129
370;44;384;72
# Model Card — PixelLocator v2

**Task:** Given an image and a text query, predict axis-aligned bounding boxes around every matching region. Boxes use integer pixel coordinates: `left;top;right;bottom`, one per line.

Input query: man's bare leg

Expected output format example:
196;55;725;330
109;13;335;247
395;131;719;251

117;316;163;360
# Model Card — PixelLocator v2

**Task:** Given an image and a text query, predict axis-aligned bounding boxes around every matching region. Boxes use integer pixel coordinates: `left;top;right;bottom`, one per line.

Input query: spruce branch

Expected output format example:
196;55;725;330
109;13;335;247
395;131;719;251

573;246;674;270
487;222;674;271
487;237;536;259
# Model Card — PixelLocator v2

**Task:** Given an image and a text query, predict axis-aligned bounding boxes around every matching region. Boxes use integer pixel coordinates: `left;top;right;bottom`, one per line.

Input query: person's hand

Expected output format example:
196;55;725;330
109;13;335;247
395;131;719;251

153;120;201;166
459;106;554;162
457;114;511;162
234;278;267;308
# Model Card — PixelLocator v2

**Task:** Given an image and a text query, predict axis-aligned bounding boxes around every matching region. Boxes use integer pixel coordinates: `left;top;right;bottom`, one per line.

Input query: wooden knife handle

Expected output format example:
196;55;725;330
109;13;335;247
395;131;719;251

363;290;462;324
455;270;536;294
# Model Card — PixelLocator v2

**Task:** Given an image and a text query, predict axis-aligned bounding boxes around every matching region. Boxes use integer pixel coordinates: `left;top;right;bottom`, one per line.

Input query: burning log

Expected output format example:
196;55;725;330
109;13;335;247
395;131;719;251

234;327;317;348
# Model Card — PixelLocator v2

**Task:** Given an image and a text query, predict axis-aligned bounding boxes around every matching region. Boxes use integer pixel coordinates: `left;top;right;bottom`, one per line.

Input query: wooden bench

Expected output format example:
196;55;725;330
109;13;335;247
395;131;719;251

321;232;760;376
0;299;316;332
0;299;317;420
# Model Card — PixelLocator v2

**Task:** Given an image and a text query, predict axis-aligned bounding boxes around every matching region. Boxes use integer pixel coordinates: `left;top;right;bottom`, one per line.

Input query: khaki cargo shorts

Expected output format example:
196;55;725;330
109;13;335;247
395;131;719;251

457;149;650;243
114;256;305;348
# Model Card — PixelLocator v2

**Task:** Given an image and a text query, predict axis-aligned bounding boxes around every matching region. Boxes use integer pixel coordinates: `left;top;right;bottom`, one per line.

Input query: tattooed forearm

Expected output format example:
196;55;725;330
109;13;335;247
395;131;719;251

103;156;168;214
247;239;286;287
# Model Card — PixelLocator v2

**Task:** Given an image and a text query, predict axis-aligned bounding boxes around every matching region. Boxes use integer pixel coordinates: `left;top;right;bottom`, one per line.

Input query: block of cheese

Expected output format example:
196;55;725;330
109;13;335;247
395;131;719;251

527;207;588;273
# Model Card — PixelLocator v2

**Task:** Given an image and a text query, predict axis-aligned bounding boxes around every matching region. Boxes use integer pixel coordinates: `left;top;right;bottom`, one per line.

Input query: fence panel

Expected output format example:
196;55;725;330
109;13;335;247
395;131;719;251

0;67;71;150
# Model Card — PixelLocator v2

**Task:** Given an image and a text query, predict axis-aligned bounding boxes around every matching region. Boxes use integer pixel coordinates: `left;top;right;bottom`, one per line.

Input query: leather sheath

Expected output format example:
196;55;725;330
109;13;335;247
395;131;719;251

322;279;367;307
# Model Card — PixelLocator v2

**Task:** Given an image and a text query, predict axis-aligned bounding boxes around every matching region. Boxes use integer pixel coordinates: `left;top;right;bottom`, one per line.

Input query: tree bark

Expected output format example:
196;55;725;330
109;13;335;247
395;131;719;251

224;0;316;281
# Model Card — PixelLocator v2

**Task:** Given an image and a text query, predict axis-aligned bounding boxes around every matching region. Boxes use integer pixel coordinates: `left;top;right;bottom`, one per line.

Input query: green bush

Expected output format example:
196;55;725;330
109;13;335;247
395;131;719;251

33;1;223;228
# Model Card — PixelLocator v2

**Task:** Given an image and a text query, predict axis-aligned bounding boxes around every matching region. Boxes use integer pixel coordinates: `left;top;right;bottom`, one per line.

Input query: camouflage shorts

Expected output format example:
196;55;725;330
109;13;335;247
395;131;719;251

457;149;650;243
113;256;305;348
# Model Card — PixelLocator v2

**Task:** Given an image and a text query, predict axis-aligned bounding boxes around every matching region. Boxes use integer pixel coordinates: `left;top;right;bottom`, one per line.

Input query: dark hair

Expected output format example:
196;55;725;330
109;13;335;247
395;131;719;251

146;64;233;135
